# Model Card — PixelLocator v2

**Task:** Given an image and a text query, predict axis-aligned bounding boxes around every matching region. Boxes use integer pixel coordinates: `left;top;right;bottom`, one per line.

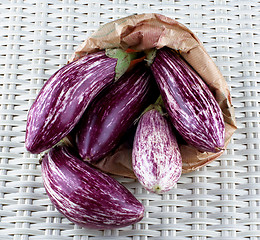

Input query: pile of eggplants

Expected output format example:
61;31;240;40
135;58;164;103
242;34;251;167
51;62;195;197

26;47;225;229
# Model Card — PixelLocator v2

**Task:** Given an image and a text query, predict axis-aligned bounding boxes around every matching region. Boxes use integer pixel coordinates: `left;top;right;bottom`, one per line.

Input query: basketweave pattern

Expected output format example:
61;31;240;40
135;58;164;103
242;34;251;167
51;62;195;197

0;0;259;239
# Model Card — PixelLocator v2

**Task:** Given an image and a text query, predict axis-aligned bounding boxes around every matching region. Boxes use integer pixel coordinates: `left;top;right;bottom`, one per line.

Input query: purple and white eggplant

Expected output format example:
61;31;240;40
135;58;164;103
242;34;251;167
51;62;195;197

75;63;155;162
151;47;225;153
25;51;117;154
132;108;182;194
41;144;144;229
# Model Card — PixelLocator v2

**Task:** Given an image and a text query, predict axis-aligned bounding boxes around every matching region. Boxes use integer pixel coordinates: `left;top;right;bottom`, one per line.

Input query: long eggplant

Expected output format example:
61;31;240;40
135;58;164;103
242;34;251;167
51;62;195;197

151;47;225;153
75;63;156;162
132;108;182;194
25;51;117;154
41;144;145;229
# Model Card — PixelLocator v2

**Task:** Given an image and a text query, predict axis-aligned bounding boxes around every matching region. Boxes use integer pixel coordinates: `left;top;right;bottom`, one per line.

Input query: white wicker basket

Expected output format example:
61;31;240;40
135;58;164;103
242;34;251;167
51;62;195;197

0;0;259;239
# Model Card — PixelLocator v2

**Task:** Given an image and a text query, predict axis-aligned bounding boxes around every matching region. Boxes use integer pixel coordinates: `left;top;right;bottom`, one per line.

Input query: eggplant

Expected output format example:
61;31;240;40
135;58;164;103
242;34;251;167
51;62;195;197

41;144;145;229
151;47;225;153
132;108;182;194
25;51;117;154
75;63;155;162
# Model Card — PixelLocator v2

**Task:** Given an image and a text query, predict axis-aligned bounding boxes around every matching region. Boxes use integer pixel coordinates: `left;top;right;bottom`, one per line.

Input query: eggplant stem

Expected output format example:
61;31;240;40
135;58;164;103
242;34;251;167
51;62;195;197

134;95;165;125
144;48;157;66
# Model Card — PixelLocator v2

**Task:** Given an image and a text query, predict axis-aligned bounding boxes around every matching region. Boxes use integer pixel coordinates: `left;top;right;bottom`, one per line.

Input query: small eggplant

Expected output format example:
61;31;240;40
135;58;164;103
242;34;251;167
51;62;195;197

151;47;225;153
41;144;145;229
132;108;182;194
75;63;155;162
26;51;117;154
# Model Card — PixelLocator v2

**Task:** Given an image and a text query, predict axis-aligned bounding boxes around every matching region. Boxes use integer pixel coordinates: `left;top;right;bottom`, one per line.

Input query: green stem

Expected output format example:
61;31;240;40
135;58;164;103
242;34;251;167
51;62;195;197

144;48;157;66
134;95;165;125
154;95;164;107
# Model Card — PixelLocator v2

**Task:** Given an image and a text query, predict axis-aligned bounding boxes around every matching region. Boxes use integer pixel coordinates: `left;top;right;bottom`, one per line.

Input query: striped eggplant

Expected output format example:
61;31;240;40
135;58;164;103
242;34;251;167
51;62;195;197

75;63;155;162
25;51;117;154
41;144;144;229
151;47;225;153
132;108;182;194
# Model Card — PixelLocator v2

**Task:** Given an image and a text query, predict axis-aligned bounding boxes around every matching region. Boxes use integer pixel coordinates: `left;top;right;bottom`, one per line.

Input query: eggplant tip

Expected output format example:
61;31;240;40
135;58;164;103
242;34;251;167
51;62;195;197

152;185;163;194
215;146;225;152
25;144;36;154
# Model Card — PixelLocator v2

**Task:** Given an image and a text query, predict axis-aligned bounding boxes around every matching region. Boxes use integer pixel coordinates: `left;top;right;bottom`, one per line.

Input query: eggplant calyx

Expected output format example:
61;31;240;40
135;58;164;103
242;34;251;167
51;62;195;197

133;95;166;125
105;48;139;81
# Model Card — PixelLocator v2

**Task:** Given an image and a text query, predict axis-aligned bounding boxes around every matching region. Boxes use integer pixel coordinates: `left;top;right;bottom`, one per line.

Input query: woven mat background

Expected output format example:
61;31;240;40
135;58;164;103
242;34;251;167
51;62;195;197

0;0;259;239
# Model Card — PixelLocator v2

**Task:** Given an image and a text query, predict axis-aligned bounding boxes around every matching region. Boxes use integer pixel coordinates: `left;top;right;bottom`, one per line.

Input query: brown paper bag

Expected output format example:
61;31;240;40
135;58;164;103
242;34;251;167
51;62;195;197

69;13;237;176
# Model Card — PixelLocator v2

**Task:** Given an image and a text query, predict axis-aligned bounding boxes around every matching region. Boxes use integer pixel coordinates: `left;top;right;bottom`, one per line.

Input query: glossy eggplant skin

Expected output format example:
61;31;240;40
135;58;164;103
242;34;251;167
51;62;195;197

41;144;144;229
75;63;155;162
151;47;225;153
25;51;117;154
132;109;182;194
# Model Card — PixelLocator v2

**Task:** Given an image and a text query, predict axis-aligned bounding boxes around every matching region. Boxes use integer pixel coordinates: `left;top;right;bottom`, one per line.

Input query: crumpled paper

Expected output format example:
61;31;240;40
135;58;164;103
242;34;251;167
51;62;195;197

69;13;237;176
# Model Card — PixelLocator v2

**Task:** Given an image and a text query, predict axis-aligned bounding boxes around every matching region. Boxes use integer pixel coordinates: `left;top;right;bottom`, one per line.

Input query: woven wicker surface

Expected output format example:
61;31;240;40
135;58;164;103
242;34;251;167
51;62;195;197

0;0;259;239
